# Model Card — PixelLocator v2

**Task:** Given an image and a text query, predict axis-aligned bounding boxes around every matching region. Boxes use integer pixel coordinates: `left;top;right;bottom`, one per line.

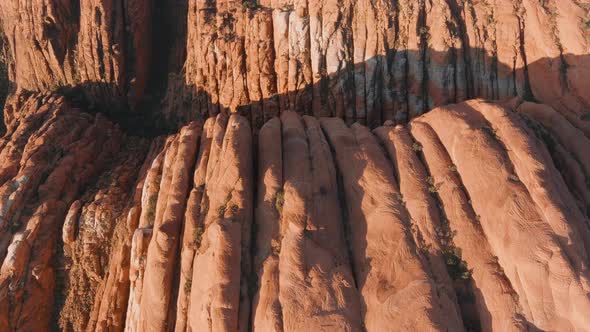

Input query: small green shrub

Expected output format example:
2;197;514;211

418;243;432;255
271;239;281;255
184;277;192;295
280;4;294;12
242;0;261;10
274;189;284;214
482;125;497;138
436;221;457;247
508;174;520;182
9;219;22;233
419;26;431;40
485;13;495;25
194;225;204;248
218;205;226;218
443;247;472;280
426;176;439;193
412;141;423;152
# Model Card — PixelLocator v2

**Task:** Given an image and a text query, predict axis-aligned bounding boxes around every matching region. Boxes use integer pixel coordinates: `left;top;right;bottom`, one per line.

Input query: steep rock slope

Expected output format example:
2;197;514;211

0;92;589;331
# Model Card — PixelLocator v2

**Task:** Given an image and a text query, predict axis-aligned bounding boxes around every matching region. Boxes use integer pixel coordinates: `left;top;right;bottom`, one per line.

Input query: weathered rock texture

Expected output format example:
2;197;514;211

1;0;590;331
1;91;590;331
161;0;590;129
1;0;589;128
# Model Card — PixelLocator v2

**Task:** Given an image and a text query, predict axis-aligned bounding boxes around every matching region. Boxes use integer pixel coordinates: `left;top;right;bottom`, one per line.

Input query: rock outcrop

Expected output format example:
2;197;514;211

1;0;589;128
0;92;589;331
0;0;589;331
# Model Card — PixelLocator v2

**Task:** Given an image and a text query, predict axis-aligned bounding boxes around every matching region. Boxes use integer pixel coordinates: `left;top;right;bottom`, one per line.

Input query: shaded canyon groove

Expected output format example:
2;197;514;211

0;0;590;331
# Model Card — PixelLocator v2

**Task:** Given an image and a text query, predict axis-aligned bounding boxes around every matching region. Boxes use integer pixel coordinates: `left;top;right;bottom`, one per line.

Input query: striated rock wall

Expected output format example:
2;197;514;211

166;0;590;128
0;0;152;109
1;0;589;129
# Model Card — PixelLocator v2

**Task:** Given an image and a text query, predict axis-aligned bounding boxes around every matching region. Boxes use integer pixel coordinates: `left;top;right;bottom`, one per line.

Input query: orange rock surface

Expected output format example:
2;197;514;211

0;0;589;331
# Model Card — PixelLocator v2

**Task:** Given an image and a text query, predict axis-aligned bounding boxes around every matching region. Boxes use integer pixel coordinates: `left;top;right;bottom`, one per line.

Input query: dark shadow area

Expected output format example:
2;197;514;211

51;50;590;141
0;23;10;135
57;83;166;137
8;0;582;138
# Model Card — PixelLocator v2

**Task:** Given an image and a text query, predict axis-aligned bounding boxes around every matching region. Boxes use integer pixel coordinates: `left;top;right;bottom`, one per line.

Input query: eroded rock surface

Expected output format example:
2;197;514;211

1;0;590;331
1;0;589;129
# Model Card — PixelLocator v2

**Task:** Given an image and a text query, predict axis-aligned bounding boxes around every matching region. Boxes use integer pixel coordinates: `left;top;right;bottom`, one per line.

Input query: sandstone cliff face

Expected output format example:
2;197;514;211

0;0;590;331
1;0;589;128
166;0;590;129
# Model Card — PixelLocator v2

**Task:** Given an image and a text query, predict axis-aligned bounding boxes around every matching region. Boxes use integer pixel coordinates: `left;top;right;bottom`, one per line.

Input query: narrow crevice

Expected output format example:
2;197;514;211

52;216;71;331
513;1;535;101
406;127;482;332
417;0;430;115
301;117;315;278
346;4;357;123
402;39;411;124
387;3;403;124
121;1;135;105
95;8;107;82
0;24;10;135
318;124;360;293
247;119;260;332
538;1;570;93
490;38;499;100
445;0;474;99
448;33;459;103
274;116;286;330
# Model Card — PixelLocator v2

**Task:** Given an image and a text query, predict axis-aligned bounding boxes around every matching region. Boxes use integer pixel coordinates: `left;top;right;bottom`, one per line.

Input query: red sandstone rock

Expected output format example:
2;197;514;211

251;112;361;331
0;1;589;331
417;102;590;331
138;122;200;331
0;92;122;331
409;120;527;331
175;117;215;332
320;117;464;331
0;94;589;331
